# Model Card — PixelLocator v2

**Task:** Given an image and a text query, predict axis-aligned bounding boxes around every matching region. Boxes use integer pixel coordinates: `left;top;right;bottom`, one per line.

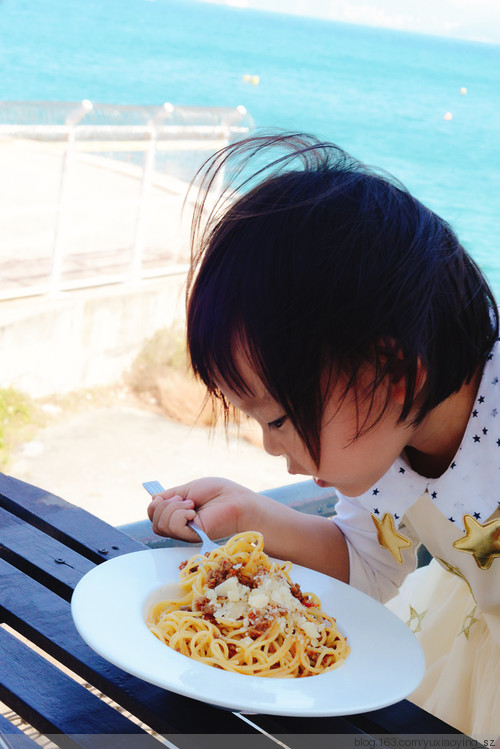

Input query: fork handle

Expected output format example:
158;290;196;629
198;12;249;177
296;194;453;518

188;520;218;551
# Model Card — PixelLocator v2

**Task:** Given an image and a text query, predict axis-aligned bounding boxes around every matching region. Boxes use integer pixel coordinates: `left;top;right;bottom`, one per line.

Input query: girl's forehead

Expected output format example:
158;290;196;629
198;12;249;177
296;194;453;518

217;380;279;420
217;375;275;410
217;345;278;410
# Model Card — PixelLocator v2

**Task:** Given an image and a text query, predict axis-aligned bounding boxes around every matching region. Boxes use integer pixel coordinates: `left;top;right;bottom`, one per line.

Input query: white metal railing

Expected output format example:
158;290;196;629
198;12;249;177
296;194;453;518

0;100;253;301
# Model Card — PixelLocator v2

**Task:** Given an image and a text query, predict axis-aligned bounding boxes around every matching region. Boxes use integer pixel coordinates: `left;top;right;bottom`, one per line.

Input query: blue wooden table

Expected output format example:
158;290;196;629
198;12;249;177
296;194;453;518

0;472;464;748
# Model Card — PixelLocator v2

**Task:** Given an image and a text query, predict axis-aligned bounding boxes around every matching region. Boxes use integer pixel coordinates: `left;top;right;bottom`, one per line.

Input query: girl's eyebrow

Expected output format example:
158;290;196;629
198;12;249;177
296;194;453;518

236;390;275;409
237;394;282;420
253;394;275;406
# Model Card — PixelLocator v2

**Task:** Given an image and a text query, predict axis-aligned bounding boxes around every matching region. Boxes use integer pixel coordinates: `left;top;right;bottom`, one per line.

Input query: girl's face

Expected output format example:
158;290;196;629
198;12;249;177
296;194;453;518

218;350;414;498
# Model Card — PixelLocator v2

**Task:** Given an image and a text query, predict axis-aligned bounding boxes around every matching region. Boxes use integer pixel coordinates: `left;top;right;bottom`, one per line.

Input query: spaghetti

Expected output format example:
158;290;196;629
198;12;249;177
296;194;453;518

147;531;350;677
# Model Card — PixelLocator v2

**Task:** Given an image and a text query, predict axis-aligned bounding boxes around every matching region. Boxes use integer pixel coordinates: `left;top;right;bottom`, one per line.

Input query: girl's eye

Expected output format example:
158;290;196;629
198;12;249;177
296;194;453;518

268;416;287;430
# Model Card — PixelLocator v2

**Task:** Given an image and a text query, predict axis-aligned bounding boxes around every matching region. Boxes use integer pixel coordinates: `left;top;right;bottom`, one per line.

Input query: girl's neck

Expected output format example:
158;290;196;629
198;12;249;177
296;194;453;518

405;366;483;479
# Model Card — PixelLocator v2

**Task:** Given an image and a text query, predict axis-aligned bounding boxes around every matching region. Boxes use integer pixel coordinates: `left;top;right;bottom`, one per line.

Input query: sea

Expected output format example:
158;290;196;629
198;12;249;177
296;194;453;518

1;0;499;296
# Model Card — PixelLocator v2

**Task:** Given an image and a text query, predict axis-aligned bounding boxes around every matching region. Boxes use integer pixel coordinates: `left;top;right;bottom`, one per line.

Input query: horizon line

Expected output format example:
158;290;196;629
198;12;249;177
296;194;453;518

194;0;500;46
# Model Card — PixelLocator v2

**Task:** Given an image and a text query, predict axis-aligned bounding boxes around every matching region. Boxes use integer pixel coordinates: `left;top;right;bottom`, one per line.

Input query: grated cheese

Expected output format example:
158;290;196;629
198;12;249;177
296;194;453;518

205;569;320;630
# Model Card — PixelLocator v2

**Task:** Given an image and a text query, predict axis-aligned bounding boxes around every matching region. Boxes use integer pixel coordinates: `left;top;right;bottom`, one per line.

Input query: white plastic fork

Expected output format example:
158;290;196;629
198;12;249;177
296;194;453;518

142;480;218;552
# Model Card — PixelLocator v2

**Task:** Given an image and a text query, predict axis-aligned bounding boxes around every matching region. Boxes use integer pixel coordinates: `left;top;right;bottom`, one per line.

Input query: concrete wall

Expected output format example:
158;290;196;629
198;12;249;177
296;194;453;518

0;273;187;397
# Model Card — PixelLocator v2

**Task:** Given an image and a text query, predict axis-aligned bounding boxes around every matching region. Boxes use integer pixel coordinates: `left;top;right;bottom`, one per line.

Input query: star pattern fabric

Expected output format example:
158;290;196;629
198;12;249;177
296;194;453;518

459;606;480;640
346;340;500;533
406;605;427;633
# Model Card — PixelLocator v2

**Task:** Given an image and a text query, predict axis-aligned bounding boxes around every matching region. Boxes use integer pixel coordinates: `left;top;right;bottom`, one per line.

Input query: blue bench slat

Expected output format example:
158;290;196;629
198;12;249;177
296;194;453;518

347;700;462;735
0;559;272;740
251;703;461;738
0;473;144;563
0;506;94;599
249;713;366;738
252;678;461;736
0;628;161;745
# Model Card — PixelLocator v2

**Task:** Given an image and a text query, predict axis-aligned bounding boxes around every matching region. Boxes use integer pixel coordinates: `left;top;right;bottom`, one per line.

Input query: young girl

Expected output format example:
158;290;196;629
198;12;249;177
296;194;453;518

147;133;500;737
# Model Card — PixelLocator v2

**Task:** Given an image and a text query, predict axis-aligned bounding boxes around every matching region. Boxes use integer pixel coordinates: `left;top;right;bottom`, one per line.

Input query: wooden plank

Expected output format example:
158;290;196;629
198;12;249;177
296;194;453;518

248;714;366;743
347;700;462;735
0;507;94;600
0;628;161;747
251;700;462;741
251;681;462;737
0;560;273;741
0;473;145;563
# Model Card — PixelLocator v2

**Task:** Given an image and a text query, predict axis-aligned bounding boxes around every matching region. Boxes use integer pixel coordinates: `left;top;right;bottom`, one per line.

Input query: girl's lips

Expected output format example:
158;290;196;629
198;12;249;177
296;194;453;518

314;477;331;488
288;467;334;489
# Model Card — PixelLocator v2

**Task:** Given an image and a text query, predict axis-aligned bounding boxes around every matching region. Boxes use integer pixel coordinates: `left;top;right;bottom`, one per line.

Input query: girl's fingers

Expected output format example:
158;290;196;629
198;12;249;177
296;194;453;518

147;492;185;520
151;496;196;539
151;495;187;529
167;506;197;540
146;482;218;521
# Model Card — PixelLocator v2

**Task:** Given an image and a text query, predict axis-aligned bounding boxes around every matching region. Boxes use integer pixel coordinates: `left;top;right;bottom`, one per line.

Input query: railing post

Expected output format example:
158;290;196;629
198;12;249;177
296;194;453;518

131;102;174;281
50;99;93;294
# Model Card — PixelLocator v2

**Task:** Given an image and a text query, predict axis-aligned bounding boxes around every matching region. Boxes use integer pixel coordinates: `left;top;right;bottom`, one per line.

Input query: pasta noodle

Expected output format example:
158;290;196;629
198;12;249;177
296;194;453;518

147;531;350;677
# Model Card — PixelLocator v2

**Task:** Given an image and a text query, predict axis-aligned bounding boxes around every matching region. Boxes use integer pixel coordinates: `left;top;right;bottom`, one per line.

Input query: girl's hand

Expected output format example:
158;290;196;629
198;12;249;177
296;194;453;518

147;476;350;582
146;477;263;543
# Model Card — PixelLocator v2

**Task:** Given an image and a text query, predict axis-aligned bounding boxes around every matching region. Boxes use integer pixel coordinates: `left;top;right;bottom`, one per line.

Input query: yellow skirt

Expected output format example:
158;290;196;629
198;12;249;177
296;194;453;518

385;560;500;738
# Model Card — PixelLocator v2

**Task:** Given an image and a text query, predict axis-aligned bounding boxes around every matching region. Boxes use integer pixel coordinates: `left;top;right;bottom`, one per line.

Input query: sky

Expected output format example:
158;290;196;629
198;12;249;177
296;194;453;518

196;0;500;44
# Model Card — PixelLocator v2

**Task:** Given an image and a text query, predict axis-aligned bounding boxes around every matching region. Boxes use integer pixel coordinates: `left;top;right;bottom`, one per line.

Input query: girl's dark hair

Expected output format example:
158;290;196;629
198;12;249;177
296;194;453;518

186;133;498;464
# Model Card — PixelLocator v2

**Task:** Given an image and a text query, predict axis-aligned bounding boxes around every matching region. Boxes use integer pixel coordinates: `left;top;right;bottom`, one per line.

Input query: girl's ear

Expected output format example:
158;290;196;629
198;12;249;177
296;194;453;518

389;354;427;407
375;339;426;408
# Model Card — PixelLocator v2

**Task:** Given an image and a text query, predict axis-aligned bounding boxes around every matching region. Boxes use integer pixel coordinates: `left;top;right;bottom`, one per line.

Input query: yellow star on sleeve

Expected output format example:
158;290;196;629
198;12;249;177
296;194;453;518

371;512;412;564
453;514;500;570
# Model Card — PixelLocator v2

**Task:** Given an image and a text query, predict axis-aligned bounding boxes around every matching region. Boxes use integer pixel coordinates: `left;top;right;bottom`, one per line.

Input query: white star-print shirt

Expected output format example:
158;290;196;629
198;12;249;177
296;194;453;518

332;340;500;604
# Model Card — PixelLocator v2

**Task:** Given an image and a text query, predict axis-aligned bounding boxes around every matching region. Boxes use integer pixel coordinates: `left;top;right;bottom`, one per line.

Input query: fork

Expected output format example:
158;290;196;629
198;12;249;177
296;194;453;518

142;480;218;552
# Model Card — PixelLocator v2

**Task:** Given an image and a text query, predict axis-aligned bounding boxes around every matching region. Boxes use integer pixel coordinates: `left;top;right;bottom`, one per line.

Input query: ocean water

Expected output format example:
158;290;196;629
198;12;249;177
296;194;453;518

1;0;499;296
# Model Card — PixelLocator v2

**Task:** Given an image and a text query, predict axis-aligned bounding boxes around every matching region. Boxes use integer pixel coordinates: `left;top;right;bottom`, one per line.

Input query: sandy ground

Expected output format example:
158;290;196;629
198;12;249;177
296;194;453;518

6;403;297;527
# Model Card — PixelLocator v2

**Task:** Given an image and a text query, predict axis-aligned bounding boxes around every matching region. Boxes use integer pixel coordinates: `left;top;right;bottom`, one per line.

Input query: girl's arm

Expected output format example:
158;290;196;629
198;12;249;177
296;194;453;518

147;477;349;582
252;494;349;582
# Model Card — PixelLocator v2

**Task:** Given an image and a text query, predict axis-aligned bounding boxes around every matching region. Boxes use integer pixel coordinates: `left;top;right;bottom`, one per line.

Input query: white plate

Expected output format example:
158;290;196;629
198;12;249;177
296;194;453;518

71;547;425;717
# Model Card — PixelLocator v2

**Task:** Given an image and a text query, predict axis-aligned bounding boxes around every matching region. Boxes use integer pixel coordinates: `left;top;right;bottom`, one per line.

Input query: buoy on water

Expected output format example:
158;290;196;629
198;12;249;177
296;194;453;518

243;74;260;86
460;87;467;95
444;112;453;121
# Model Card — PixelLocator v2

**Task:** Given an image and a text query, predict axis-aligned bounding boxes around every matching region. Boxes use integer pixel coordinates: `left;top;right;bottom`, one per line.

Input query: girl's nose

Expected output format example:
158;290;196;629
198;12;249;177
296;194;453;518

261;429;283;458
